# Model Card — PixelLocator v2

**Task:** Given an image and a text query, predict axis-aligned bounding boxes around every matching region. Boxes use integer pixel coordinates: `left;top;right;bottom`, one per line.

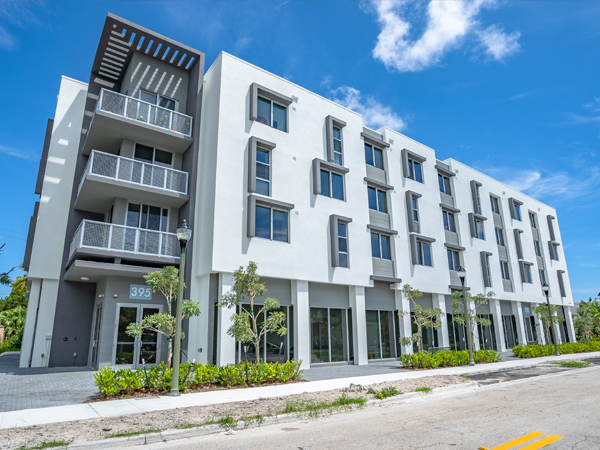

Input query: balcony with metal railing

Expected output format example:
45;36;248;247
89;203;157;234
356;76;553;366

69;220;180;264
82;89;194;155
75;150;189;214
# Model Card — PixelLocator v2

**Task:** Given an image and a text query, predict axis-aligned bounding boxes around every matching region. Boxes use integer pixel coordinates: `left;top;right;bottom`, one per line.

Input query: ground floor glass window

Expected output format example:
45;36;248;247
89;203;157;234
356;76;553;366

310;307;352;363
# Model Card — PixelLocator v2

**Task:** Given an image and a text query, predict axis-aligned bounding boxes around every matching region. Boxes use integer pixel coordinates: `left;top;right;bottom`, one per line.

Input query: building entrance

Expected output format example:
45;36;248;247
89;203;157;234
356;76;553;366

113;303;163;368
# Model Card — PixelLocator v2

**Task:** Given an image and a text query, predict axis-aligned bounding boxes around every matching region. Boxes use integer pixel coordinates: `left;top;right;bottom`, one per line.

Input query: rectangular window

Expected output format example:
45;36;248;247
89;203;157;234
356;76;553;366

365;143;383;169
367;186;387;213
333;126;343;165
490;196;500;214
529;212;537;228
475;186;482;214
408;159;423;183
551;244;559;260
534;240;542;257
255;205;289;242
371;233;391;260
412;198;420;234
338;223;348;268
514;204;522;221
127;203;168;231
443;211;456;232
319;170;345;201
438;174;451;195
256;148;270;196
485;256;492;283
134;144;173;167
500;261;510;280
495;227;505;246
447;249;460;271
417;241;432;267
257;96;287;131
140;89;177;111
524;265;532;283
475;219;485;240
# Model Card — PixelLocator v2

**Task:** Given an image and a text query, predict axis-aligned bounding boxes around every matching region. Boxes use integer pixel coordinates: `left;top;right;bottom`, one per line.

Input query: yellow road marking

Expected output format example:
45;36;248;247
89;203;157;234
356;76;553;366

488;431;545;450
519;435;563;449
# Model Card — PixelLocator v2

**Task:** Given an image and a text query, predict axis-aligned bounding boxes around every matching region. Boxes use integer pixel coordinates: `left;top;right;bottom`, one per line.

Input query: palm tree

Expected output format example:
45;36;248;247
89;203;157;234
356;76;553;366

0;305;26;339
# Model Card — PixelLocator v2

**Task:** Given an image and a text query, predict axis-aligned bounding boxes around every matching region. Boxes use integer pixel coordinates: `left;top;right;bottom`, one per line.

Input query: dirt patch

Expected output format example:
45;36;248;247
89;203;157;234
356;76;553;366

0;375;469;450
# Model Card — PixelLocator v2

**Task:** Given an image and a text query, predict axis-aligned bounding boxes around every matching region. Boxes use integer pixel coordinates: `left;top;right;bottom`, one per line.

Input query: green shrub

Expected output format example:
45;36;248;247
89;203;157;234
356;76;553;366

94;360;303;396
512;340;600;358
398;349;501;369
374;386;400;399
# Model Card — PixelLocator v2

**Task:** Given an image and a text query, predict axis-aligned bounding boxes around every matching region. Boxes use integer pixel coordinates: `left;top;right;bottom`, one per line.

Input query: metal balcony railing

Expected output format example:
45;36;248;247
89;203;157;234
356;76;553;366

97;88;193;136
70;220;180;260
78;150;188;196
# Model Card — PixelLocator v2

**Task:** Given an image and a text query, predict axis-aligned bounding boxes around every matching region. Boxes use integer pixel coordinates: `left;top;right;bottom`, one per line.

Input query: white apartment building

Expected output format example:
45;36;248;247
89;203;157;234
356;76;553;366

21;14;576;370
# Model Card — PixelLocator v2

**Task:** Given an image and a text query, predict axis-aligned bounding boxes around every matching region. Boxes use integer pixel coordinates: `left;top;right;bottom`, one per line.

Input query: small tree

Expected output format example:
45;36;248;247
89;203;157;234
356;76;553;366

574;299;600;341
125;266;200;368
399;284;442;353
533;304;565;343
451;291;495;347
220;262;287;363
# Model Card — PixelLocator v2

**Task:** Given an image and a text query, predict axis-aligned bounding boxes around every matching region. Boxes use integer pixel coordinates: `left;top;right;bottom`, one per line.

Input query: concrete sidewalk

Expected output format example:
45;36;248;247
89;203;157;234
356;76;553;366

2;351;598;430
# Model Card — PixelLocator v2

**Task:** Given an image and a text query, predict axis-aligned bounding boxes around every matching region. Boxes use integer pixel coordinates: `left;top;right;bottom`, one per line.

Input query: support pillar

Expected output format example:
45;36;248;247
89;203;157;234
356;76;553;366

531;304;546;344
564;306;576;343
216;273;236;366
292;280;311;370
350;286;368;365
490;298;507;352
512;301;527;347
432;294;449;348
186;274;210;364
470;300;481;351
552;310;563;344
395;289;413;355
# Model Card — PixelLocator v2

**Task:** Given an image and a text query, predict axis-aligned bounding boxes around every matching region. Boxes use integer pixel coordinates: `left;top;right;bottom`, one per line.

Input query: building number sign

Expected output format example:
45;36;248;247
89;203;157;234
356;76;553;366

129;284;152;300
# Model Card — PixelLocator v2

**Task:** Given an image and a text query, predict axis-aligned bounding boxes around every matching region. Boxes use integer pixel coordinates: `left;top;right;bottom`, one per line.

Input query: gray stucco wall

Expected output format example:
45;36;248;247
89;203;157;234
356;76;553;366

365;282;396;311
308;282;349;308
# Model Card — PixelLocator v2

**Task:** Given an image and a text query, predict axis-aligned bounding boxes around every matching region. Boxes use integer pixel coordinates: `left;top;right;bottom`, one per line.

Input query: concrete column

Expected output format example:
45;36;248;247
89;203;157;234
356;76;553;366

432;294;449;348
490;298;507;352
511;301;527;347
395;289;413;355
292;280;311;370
552;310;563;344
564;306;576;343
23;280;60;368
216;273;236;366
20;279;42;368
470;300;480;351
531;304;546;344
186;274;211;364
350;286;368;365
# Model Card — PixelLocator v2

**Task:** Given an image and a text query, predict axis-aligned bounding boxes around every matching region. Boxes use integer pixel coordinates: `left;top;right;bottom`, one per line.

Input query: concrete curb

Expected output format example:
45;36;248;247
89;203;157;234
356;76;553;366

64;381;481;449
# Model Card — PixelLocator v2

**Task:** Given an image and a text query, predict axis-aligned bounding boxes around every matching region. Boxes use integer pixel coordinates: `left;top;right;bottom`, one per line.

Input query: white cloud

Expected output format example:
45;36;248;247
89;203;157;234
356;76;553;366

0;25;16;50
368;0;520;72
477;25;521;61
232;37;253;55
330;86;407;132
0;145;38;161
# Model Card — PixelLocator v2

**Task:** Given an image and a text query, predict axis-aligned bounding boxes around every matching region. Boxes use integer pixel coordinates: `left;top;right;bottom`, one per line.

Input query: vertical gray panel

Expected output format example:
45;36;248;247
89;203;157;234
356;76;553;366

365;283;396;310
330;215;339;267
502;279;514;292
519;261;526;283
308;282;349;308
547;215;556;241
249;82;258;121
509;198;516;219
247;195;255;238
312;159;321;195
440;192;454;208
557;271;566;297
372;258;394;277
365;164;387;183
406;191;414;232
493;213;503;228
470;181;480;214
514;229;523;260
23;201;40;271
480;252;491;287
369;210;390;229
445;230;459;246
248;137;256;193
468;213;476;238
410;234;418;265
401;149;410;178
326;116;334;162
548;241;555;260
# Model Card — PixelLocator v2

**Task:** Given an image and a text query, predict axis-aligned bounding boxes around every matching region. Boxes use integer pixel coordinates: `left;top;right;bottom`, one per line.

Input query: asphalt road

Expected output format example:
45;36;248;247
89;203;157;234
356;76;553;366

142;365;600;450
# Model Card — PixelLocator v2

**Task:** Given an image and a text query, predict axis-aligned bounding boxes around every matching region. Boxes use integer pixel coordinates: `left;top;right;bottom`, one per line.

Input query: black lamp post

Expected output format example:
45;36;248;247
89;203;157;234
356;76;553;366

457;266;475;366
170;219;192;397
541;282;560;356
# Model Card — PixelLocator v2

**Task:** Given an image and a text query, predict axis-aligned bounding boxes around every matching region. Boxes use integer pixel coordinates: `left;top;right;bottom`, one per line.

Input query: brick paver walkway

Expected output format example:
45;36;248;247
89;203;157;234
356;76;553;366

0;353;97;412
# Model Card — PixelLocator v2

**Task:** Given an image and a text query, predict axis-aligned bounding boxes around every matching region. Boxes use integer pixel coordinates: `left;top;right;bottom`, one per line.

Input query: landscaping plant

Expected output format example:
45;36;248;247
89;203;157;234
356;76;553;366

574;299;600;341
532;304;565;344
512;340;600;358
398;349;502;369
220;262;287;363
399;284;442;353
451;290;495;348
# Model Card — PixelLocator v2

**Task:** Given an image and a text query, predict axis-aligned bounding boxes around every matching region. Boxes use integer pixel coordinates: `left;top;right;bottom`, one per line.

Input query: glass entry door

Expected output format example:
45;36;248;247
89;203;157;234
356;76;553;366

114;304;162;368
502;315;519;349
524;316;538;344
448;313;467;351
477;314;497;350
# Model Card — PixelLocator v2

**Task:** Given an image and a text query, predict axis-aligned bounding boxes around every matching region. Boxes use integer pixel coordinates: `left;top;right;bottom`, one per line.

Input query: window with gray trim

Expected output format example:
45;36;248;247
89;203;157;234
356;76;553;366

471;181;482;215
447;249;460;271
557;270;566;297
405;191;422;233
249;83;293;132
533;239;542;257
481;251;492;287
549;242;559;260
475;219;485;240
442;210;456;232
365;143;383;169
326;116;346;165
412;197;420;233
330;215;352;268
529;212;537;228
402;149;426;182
247;195;294;242
248;136;276;194
520;262;533;284
368;186;387;213
438;174;451;194
490;195;501;214
371;232;391;260
408;159;423;183
500;261;510;280
525;265;532;283
509;198;523;221
495;227;505;246
312;158;349;200
416;240;432;266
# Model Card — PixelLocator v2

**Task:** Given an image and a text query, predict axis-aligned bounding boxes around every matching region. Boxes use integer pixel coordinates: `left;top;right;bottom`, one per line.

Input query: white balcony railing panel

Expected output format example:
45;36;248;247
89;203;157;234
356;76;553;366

70;220;180;260
97;89;192;137
79;151;188;196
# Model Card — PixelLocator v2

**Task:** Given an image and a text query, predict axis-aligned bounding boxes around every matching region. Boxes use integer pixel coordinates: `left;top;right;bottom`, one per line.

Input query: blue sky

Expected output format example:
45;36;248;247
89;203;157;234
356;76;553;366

0;0;599;300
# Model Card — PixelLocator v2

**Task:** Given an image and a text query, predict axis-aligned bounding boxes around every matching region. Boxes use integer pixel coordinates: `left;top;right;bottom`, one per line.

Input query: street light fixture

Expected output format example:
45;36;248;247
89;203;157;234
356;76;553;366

170;219;192;397
457;266;475;366
541;282;560;356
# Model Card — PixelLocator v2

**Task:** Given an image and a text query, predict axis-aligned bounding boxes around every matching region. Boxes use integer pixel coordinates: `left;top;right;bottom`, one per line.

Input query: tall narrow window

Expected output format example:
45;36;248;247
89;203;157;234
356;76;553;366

438;174;451;194
490;196;500;214
338;223;348;268
500;261;510;280
514;204;522;221
534;240;542;257
365;143;383;169
539;269;546;284
333;127;343;165
417;241;432;267
529;212;537;228
475;219;485;240
412;198;420;233
443;211;456;232
256;148;270;196
408;159;423;183
495;227;505;246
524;265;532;283
371;233;391;260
